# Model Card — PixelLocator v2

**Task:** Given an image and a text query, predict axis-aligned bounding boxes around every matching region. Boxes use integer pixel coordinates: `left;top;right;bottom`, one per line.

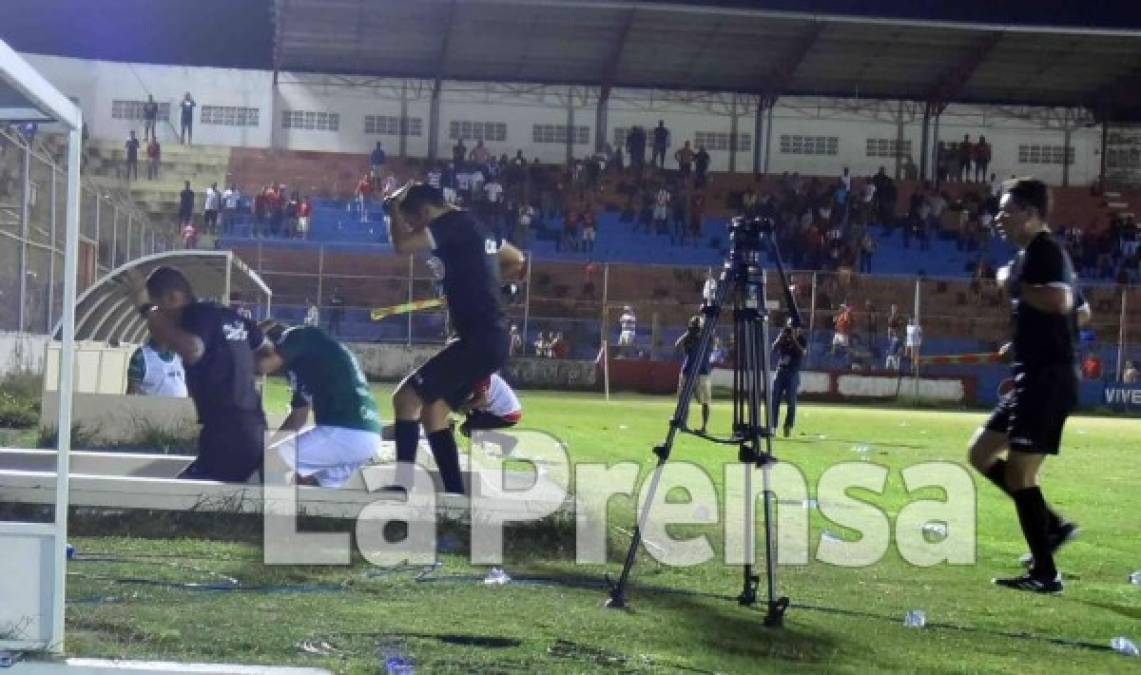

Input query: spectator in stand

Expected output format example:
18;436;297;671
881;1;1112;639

688;192;705;245
1123;360;1139;384
124;131;140;181
581;208;597;253
651;120;670;170
146;137;161;180
327;287;345;338
452;138;467;169
885;304;905;370
675;140;694;176
203;182;220;234
872;166;893;226
694;145;711;187
142;94;159;142
840;166;852;192
558;209;578;252
959;134;973;181
831;303;852;357
904;317;922;367
617;306;637;354
221;184;239;231
178;181;195;228
355;173;372;223
974;135;991;182
484;175;504;237
297;196;312;240
626;125;646;174
369;142;386;187
509;324;523;357
550;332;570;359
269;184;285;237
654;185;671;236
516;202;535;247
859;230;875;273
179;92;195;145
426;165;442;189
381;172;399;198
181;221;197;249
286;191;300;237
253;187;267;236
935;142;950;184
470;139;492;167
672;187;688;244
304;299;319;327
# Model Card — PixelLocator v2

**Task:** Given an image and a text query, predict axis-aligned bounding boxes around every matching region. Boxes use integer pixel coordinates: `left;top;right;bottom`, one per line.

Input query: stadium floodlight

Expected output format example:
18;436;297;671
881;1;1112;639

0;39;83;654
606;216;803;627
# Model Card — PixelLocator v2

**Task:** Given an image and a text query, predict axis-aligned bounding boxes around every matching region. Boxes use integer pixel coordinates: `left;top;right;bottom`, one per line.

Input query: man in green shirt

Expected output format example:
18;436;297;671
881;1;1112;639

257;322;382;487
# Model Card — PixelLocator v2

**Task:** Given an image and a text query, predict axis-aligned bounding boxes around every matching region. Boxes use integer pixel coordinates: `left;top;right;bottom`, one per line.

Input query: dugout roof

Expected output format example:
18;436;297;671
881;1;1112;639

55;250;273;345
273;0;1141;115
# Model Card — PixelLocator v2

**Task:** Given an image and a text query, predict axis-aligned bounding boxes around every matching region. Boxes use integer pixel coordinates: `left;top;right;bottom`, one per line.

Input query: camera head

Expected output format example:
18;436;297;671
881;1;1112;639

729;216;774;255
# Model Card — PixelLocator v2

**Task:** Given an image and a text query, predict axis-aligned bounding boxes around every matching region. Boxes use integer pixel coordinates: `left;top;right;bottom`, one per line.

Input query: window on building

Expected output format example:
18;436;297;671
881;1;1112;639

693;131;752;152
532;124;590;145
111;99;171;121
282;110;340;131
613;127;629;148
1017;144;1074;165
448;120;507;142
201;105;259;127
365;115;423;137
779;135;839;156
865;138;912;158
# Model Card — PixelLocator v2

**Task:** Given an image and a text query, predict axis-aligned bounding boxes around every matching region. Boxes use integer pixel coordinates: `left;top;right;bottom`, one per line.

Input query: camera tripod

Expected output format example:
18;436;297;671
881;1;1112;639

606;217;802;627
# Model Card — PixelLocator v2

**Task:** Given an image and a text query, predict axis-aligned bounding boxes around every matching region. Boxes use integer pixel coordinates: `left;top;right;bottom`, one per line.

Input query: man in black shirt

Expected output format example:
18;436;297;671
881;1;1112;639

142;94;158;142
178;181;194;227
386;183;526;493
124;131;139;181
771;321;807;438
125;266;272;482
651;120;670;170
968;178;1084;594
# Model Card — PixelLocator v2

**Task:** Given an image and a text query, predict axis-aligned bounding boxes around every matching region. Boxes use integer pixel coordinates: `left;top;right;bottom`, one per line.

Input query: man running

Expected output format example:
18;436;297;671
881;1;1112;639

967;178;1083;594
385;182;525;494
256;322;383;488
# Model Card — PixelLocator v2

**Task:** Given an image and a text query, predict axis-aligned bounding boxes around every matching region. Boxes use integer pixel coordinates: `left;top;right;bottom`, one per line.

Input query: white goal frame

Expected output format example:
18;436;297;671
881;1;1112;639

0;39;83;654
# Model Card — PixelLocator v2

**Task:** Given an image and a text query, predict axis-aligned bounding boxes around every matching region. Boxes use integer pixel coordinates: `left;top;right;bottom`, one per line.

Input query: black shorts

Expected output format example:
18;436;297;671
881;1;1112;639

409;330;509;411
984;365;1078;455
183;412;266;482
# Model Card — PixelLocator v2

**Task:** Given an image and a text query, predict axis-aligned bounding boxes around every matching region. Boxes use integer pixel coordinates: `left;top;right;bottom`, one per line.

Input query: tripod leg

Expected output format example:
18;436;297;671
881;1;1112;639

762;461;789;626
607;458;666;608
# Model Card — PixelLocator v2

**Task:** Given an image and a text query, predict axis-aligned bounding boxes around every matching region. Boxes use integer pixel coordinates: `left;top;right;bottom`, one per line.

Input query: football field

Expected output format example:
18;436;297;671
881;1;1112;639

62;383;1141;673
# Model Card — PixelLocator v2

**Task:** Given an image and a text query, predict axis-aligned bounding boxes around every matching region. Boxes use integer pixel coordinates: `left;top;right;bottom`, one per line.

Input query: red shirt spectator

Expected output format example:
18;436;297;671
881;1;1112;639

298;199;312;218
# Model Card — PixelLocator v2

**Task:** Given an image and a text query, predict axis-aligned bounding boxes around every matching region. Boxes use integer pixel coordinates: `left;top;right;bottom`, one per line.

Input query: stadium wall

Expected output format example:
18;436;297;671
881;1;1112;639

20;53;1103;184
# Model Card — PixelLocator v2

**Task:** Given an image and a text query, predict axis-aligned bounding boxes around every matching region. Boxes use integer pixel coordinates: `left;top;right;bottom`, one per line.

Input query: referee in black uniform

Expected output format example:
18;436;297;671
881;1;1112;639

125;266;273;482
385;183;525;494
967;178;1085;594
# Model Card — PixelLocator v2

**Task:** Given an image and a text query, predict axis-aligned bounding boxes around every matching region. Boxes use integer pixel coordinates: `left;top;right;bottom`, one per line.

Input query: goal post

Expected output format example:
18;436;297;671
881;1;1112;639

0;39;83;654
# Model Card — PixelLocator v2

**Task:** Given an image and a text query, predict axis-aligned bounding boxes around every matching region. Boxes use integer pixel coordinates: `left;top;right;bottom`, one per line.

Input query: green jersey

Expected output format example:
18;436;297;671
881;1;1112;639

278;326;382;434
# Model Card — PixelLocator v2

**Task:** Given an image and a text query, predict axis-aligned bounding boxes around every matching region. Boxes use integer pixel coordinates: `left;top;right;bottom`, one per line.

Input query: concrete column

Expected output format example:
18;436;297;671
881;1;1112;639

595;89;610;154
566;86;575;164
428;80;442;162
728;95;739;173
399;80;409;159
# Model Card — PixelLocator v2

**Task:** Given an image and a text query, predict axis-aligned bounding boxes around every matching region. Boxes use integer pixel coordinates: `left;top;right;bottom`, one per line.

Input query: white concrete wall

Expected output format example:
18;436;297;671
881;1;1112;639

0;331;46;378
17;52;1103;184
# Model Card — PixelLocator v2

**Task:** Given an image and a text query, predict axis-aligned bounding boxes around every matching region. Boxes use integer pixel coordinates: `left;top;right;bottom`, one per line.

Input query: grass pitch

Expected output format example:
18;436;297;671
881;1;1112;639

57;382;1141;673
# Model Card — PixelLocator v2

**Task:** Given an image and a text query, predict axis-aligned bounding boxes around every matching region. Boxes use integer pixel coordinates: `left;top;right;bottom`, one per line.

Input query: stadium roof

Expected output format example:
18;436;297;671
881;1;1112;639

56;251;272;345
274;0;1141;116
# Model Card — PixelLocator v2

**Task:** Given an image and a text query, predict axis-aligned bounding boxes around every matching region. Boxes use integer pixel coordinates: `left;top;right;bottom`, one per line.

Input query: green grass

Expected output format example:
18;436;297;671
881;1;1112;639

45;382;1141;672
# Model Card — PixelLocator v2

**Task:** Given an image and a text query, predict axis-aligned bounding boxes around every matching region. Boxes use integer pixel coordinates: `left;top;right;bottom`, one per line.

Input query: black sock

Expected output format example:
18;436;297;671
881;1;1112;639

427;429;466;494
394;420;420;464
985;460;1065;531
1012;487;1057;578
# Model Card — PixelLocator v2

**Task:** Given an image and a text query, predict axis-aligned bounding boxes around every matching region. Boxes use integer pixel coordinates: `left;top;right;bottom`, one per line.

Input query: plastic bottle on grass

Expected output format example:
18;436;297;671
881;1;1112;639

1129;571;1141;586
903;610;926;629
1111;637;1139;658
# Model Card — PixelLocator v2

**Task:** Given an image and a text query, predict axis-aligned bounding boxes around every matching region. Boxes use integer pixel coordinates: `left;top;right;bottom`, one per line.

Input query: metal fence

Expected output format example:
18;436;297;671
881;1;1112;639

0;125;174;335
227;241;1140;386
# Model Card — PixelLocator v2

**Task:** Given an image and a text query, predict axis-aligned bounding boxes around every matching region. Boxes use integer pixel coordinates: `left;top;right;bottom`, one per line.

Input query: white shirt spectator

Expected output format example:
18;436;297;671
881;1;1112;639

456;171;472;192
381;175;398;197
862;182;876;203
305;304;319;327
990;177;1004;197
702;276;717;304
905;323;923;348
470;170;485;197
618;308;636;346
222;187;240;210
427;169;442;189
656;189;670;207
518;205;535;227
204;186;220;212
485;180;504;204
928;194;947;218
840;172;852;191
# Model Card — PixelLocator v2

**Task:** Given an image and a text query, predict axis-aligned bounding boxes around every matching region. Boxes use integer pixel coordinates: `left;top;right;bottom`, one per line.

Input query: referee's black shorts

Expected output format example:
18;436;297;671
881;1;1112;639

409;329;509;411
984;364;1078;455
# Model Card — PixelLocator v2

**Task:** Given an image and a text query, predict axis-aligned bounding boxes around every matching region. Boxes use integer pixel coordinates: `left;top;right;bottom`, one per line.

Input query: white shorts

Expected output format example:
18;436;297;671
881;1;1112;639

618;330;635;346
832;333;849;348
653;206;668;221
278;425;381;488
